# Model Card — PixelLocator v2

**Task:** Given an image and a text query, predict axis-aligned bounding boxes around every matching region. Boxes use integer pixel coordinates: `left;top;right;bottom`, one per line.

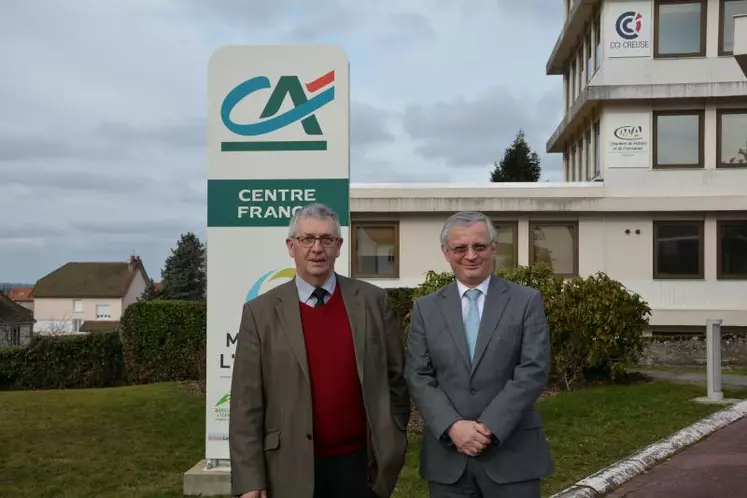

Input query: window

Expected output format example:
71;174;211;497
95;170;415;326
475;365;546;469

718;221;747;279
654;0;707;58
570;60;576;101
492;222;518;271
594;15;601;70
570;144;577;181
720;0;747;54
586;32;593;82
9;326;21;346
529;222;578;277
73;299;83;312
594;121;601;177
653;110;704;168
716;110;747;167
653;221;704;279
72;319;82;332
585;128;592;179
351;222;399;278
95;304;111;320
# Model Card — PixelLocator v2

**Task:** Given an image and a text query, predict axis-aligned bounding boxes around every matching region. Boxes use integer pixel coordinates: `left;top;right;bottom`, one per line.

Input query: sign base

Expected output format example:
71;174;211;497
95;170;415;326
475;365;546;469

184;459;231;497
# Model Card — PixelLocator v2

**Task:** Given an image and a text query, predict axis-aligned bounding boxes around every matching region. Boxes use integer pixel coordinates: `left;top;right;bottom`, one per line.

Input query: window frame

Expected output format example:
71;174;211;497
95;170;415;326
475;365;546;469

718;0;747;55
652;220;705;280
95;304;111;320
350;221;400;279
652;109;705;169
528;221;579;278
716;109;747;168
654;0;708;59
490;220;519;272
717;220;747;280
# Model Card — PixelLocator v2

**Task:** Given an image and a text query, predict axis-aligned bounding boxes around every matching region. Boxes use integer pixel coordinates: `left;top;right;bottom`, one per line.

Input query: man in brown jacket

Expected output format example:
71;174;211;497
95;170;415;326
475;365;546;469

229;203;410;498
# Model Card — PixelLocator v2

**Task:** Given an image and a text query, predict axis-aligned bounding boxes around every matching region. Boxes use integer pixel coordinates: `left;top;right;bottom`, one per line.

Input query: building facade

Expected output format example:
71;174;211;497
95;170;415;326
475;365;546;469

344;0;747;332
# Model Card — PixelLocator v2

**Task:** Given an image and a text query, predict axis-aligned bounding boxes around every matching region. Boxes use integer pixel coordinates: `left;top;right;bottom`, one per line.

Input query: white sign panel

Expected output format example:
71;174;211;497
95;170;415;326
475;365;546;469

605;112;650;168
606;0;652;58
205;45;350;461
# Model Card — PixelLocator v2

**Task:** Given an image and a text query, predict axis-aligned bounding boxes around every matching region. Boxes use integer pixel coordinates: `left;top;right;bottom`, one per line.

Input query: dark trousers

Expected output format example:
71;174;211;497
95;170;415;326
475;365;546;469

313;450;377;498
428;457;540;498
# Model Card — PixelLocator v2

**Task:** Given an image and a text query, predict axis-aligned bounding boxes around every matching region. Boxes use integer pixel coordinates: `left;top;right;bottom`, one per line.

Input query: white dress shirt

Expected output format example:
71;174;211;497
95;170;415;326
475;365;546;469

295;273;336;307
456;275;491;320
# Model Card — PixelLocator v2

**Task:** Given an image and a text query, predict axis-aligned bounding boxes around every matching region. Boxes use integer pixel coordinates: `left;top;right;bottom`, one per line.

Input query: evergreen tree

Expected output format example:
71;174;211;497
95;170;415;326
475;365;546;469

139;278;162;300
490;129;542;182
160;232;206;301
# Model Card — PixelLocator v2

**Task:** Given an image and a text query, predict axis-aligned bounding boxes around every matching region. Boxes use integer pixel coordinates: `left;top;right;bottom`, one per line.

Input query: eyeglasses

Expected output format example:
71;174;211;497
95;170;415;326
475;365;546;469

446;242;493;255
294;235;339;248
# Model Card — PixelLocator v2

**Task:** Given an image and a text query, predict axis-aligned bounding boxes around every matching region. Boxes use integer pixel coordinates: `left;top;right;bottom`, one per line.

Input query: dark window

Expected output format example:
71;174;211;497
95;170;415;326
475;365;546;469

653;111;704;168
655;0;707;58
720;0;747;54
529;222;579;277
716;110;747;168
492;222;518;271
594;121;601;177
351;222;399;278
718;221;747;279
653;221;704;279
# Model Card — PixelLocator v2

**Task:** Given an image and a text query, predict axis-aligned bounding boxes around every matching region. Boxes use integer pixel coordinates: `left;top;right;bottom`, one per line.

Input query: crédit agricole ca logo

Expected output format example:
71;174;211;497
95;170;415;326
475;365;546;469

220;70;336;152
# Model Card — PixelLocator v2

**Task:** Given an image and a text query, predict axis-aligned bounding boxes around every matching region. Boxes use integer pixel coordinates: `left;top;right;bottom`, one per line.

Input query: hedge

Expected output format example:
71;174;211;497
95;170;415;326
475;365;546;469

0;331;124;390
119;299;206;385
0;265;652;393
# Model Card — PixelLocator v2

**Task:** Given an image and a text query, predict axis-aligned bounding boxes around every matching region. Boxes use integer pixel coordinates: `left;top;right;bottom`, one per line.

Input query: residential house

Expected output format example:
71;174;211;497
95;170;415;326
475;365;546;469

31;255;149;334
0;291;34;347
7;286;34;311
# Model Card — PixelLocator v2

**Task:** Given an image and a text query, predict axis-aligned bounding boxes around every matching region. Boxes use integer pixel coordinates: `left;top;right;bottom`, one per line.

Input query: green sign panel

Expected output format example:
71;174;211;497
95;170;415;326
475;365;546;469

207;178;349;227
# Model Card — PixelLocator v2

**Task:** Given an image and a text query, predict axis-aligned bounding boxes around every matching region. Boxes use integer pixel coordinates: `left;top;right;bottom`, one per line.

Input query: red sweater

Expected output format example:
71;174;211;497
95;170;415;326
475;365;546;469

300;285;367;458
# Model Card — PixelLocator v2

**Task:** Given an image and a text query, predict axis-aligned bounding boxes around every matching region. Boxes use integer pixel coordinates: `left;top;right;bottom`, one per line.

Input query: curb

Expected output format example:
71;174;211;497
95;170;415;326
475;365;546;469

549;398;747;497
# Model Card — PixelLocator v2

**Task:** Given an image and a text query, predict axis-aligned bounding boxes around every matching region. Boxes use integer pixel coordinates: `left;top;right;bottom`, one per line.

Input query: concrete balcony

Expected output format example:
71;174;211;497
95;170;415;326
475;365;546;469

546;0;601;75
735;14;747;77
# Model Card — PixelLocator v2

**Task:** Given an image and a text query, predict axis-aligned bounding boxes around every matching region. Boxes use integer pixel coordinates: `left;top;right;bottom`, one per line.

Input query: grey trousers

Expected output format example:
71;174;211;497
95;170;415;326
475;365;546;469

428;458;541;498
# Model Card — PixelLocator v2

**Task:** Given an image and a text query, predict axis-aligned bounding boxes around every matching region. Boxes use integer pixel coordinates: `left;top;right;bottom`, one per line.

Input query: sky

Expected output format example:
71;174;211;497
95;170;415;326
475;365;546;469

0;0;564;283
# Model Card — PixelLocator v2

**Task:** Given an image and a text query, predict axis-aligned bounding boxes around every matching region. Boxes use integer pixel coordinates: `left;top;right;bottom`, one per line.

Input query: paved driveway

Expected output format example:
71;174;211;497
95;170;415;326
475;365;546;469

605;416;747;497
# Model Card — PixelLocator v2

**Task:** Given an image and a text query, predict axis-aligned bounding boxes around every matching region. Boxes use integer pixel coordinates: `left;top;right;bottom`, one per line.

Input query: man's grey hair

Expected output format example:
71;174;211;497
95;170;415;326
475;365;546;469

287;203;342;238
439;211;498;246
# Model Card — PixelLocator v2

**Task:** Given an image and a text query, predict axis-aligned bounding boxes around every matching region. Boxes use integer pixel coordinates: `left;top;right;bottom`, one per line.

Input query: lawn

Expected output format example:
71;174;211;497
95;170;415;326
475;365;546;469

0;379;744;498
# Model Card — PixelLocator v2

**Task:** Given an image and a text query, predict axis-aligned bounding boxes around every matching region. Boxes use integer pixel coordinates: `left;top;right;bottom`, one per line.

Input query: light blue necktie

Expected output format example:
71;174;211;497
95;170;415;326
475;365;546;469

463;288;481;361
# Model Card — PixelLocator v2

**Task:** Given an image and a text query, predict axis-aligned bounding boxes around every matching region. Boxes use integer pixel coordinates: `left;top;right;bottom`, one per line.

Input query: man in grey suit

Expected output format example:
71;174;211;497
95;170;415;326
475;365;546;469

405;211;553;497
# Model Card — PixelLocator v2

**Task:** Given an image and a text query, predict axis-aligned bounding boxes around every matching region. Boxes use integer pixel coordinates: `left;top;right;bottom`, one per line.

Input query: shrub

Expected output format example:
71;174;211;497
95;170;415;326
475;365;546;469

385;287;415;327
408;264;651;390
0;331;124;390
119;300;206;385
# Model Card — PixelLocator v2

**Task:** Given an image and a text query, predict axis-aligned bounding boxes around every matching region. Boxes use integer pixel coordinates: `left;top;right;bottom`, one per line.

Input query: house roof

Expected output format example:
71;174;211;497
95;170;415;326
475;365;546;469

8;286;34;302
31;258;148;298
0;292;34;323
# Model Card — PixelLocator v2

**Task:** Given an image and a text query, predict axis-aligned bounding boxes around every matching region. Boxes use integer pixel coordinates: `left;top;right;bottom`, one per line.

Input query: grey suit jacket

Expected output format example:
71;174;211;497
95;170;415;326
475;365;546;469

404;275;553;485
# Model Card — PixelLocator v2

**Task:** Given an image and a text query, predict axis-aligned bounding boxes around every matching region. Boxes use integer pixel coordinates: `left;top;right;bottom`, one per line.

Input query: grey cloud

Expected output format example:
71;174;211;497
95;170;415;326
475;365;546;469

70;219;203;238
96;118;205;149
3;164;148;193
351;159;452;183
0;224;67;239
378;13;436;45
351;102;396;149
402;86;563;177
184;0;358;37
0;136;112;162
498;0;563;24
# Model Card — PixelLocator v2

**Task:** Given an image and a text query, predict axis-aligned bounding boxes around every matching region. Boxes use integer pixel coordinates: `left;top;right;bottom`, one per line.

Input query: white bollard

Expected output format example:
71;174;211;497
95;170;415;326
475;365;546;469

706;318;723;401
